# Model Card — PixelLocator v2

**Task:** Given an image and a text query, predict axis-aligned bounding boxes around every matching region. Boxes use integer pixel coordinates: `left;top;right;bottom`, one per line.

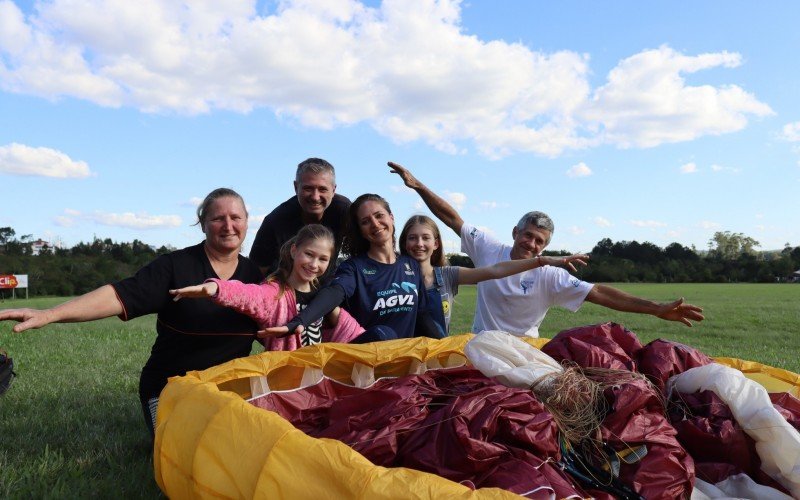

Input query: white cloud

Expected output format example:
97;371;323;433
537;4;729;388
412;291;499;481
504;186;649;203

0;142;92;178
184;197;204;207
629;219;666;228
248;213;266;225
58;208;182;229
566;162;592;178
781;122;800;142
592;216;612;227
0;2;772;158
444;190;466;210
88;211;182;229
698;220;721;230
583;45;773;149
53;215;75;227
710;163;741;174
479;201;509;209
680;162;697;174
567;225;584;235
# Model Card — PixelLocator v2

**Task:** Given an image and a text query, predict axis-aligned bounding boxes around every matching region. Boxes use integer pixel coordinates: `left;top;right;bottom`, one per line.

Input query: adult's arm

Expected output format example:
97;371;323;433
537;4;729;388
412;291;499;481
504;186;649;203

458;254;589;285
585;284;704;327
388;161;464;236
0;285;123;332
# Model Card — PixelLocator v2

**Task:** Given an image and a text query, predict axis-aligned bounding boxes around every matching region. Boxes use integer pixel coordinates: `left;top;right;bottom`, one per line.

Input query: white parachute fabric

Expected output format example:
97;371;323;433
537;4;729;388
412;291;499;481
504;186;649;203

691;473;794;500
668;363;800;498
464;330;562;388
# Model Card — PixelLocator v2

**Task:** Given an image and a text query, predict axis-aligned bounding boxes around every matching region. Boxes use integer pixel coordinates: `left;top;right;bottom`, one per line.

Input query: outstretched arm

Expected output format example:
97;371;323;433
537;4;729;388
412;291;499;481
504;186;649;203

259;284;347;338
585;284;704;327
169;282;218;300
458;254;589;285
0;285;123;332
388;161;464;236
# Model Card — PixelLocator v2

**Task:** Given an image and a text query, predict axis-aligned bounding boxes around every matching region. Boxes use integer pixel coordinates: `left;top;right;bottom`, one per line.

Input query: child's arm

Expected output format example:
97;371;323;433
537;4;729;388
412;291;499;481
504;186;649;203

457;254;589;285
172;279;276;325
170;282;219;300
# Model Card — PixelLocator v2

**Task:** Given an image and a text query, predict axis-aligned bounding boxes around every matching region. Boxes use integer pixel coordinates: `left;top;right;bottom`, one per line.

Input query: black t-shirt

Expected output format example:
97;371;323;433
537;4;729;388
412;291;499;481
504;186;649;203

249;194;351;274
112;242;263;401
294;289;323;347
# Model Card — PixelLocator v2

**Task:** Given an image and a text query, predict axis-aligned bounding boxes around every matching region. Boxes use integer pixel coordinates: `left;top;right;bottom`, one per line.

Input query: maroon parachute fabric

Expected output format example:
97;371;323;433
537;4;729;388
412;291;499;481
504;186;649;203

253;366;586;499
635;338;713;393
667;389;791;494
771;392;800;431
541;322;643;371
543;323;695;498
249;323;800;498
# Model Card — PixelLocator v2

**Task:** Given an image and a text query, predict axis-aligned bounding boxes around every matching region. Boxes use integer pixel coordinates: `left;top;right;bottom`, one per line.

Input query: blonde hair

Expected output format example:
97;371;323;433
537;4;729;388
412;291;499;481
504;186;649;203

267;224;335;296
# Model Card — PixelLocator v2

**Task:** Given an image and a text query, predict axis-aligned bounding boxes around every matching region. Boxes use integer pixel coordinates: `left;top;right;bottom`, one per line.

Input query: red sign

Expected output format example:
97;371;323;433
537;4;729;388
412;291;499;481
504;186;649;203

0;275;18;289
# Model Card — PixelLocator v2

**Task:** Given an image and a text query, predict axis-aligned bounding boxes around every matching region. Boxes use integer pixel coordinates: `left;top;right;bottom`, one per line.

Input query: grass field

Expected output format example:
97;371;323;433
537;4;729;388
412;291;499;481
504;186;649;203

0;283;798;497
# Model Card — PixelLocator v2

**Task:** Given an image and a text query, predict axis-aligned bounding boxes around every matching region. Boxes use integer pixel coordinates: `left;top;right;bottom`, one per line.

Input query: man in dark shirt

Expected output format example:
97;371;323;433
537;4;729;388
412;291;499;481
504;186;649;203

249;158;351;275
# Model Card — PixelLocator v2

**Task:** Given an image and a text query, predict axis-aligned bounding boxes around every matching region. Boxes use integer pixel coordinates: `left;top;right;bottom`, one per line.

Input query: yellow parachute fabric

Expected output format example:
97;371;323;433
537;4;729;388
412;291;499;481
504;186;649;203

713;356;800;398
153;335;800;499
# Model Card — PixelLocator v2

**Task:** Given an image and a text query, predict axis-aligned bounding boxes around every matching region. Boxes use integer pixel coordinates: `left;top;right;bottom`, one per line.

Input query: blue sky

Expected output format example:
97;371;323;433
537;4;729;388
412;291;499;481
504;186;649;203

1;0;798;257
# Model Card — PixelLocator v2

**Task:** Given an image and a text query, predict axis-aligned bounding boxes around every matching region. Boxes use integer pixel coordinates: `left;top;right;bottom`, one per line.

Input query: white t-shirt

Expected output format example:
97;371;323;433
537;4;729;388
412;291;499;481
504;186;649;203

460;223;594;338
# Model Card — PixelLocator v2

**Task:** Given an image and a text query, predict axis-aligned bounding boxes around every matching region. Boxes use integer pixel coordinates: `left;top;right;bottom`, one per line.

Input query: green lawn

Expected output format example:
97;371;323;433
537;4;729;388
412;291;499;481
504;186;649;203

1;283;798;497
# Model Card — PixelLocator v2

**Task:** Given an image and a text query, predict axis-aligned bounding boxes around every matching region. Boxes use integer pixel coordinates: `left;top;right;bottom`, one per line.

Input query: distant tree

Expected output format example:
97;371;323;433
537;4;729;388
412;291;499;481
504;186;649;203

446;253;474;268
665;242;699;261
708;231;760;260
591;238;614;257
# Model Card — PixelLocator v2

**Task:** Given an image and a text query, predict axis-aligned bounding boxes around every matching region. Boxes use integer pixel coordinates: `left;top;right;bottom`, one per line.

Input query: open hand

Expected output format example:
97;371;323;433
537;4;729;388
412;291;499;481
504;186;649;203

541;254;590;273
0;308;53;333
388;162;422;190
169;282;218;301
655;298;705;327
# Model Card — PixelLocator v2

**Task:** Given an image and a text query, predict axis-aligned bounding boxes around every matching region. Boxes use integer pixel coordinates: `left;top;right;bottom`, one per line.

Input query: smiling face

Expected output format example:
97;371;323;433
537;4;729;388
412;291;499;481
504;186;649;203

294;171;335;221
202;196;248;253
290;237;333;284
403;223;440;264
510;223;551;260
357;200;395;248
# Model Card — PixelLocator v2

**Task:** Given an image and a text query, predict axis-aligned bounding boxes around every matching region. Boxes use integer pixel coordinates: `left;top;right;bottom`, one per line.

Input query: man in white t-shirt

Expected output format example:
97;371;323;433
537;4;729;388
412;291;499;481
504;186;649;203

389;162;704;337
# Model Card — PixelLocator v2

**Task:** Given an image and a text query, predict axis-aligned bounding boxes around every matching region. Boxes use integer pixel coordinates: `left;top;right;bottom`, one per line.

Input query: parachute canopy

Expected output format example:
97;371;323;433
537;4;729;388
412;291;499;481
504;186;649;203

153;325;800;499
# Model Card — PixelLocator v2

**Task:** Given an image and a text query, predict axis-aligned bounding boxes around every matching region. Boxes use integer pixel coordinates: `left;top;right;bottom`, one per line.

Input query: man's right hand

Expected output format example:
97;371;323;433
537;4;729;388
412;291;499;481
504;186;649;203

388;162;423;190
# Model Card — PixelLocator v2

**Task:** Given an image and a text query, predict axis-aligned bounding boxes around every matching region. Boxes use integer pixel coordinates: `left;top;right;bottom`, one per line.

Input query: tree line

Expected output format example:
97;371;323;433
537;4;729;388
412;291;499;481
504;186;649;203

1;227;799;298
0;227;175;298
452;231;800;284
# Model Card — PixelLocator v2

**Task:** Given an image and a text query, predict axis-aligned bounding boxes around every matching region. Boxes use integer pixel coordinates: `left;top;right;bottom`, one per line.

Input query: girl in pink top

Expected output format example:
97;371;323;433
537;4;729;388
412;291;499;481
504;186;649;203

170;224;364;351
